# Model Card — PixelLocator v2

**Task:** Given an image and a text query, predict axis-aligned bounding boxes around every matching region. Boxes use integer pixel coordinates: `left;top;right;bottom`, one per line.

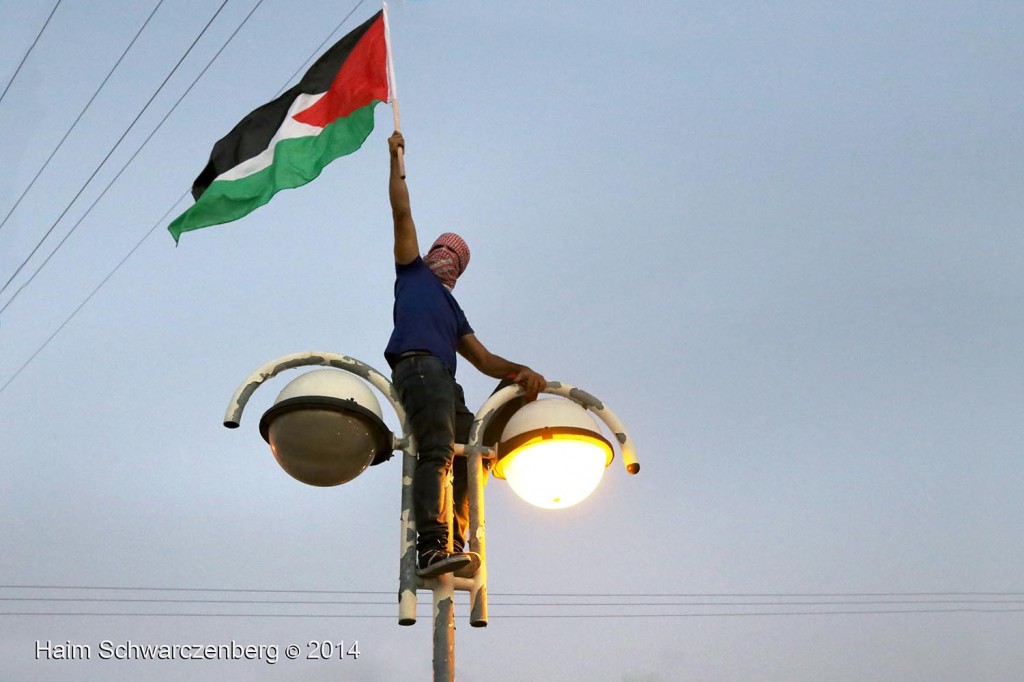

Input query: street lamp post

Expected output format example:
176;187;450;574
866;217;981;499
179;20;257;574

224;351;638;681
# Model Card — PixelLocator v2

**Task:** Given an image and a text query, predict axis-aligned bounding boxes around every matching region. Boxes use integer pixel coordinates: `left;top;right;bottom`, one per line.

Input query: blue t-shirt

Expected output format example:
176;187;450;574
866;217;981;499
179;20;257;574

385;256;473;374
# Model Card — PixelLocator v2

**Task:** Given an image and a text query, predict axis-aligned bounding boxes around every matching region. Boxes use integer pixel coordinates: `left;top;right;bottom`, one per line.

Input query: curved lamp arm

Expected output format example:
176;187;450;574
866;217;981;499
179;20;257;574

468;381;639;475
222;351;404;431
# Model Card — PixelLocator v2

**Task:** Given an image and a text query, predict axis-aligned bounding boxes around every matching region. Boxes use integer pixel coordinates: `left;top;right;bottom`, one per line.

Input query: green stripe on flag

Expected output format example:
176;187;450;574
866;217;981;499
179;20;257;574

169;100;381;242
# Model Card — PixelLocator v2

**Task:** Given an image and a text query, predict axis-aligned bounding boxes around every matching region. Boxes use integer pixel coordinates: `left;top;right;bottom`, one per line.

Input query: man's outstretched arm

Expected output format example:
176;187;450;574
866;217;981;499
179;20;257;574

389;131;419;265
458;333;547;399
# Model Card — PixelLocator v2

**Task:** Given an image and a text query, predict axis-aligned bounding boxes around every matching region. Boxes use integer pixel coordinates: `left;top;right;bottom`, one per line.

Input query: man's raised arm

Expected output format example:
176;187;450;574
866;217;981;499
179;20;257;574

389;131;419;265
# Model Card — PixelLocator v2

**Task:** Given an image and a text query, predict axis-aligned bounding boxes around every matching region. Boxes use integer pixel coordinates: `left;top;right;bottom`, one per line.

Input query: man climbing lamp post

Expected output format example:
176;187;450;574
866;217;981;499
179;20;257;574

223;351;639;681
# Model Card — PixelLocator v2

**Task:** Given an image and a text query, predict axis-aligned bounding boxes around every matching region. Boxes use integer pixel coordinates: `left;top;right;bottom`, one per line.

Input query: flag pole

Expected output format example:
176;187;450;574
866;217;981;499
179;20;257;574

383;2;405;179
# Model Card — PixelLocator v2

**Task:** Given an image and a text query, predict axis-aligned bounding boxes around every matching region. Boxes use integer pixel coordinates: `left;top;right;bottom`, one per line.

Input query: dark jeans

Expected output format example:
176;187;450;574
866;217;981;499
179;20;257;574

392;355;473;556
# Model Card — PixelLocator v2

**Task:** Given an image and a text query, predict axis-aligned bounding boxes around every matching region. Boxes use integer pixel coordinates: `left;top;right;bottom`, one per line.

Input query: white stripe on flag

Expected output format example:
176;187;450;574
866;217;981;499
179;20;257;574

217;92;326;183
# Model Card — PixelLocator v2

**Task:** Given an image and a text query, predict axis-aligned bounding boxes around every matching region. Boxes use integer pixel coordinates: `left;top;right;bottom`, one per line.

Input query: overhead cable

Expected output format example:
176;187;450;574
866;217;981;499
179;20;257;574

0;0;166;238
0;0;63;108
2;595;1022;607
3;608;1022;620
0;0;268;395
4;585;1022;619
0;0;368;394
0;0;231;306
3;585;1021;597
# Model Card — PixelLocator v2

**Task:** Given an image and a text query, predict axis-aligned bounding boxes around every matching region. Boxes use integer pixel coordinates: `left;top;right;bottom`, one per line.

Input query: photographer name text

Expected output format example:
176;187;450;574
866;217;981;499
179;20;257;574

35;639;361;664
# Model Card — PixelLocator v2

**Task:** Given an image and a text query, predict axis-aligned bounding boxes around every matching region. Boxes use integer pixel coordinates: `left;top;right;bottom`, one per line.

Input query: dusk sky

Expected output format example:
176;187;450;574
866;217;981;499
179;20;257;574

2;1;1022;680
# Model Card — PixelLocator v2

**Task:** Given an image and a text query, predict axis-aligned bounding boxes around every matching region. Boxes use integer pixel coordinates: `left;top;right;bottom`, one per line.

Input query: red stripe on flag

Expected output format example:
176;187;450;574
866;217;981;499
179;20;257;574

293;15;388;128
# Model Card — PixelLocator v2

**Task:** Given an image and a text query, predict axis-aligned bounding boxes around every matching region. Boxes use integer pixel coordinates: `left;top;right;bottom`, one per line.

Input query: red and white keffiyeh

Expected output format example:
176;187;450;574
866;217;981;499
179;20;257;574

424;232;471;289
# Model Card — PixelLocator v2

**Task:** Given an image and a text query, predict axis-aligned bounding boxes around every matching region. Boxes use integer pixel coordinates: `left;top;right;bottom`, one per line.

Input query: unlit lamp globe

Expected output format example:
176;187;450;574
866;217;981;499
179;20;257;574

494;398;614;509
259;369;392;487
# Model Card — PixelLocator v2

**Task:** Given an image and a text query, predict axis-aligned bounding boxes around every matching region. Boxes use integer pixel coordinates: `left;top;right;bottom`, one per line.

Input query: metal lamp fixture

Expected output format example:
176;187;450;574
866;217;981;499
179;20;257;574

257;369;392;487
493;398;614;509
224;352;639;682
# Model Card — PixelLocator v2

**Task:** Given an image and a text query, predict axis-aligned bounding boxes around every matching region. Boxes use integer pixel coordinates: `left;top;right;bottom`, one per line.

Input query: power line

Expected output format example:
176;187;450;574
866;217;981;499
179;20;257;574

0;0;166;238
0;0;266;316
0;612;398;618
4;585;1022;619
0;194;185;395
491;608;1024;618
0;0;263;394
0;597;400;605
0;0;276;395
490;591;1024;597
491;599;1024;606
0;0;232;307
0;0;365;309
3;608;1022;619
0;3;269;351
3;585;1022;597
3;596;1023;607
0;0;62;108
0;584;393;594
0;0;370;395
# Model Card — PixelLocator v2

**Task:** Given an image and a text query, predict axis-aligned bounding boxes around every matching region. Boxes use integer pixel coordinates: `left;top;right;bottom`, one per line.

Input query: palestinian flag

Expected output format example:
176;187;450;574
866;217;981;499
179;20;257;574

168;10;390;242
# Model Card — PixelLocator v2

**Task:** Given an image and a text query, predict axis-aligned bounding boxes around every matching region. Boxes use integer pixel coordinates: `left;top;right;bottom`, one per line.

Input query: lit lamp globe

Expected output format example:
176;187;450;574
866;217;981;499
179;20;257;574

493;398;614;509
258;369;392;487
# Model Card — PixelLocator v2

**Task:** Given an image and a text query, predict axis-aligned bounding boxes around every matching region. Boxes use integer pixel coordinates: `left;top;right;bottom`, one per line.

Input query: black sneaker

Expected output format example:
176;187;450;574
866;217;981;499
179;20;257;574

453;552;481;579
417;550;473;578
